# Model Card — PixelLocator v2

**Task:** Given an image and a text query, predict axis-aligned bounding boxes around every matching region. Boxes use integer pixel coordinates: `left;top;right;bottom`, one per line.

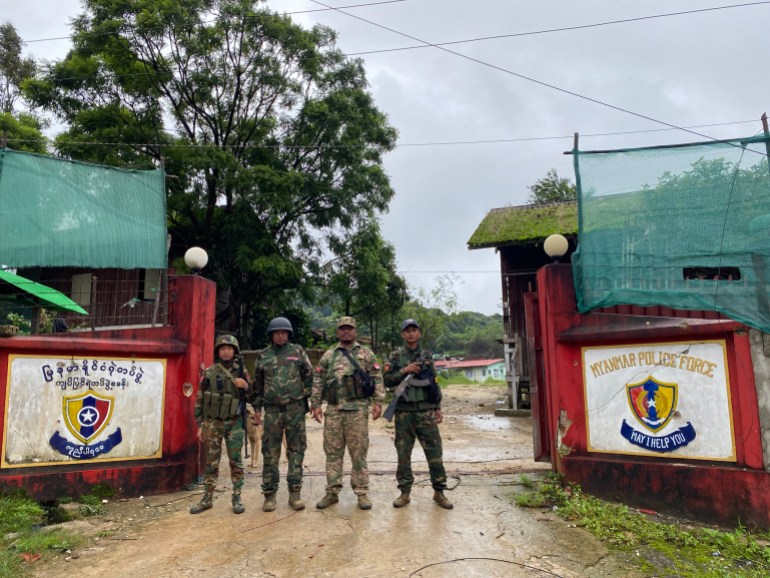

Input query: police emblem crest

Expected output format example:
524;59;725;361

49;390;123;460
626;376;677;433
63;390;114;443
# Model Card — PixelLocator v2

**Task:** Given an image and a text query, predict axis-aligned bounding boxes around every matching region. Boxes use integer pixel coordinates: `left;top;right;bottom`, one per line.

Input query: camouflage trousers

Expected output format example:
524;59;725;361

261;406;307;493
200;417;244;493
323;406;370;495
394;409;447;491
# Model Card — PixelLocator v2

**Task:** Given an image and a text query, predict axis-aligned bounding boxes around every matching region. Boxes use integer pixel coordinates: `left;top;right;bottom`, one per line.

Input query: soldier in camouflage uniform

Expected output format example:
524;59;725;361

191;334;252;515
384;319;453;509
252;317;313;512
311;316;385;510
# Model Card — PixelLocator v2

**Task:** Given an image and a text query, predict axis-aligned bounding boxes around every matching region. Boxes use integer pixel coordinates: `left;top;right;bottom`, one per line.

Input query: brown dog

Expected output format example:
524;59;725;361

245;404;263;468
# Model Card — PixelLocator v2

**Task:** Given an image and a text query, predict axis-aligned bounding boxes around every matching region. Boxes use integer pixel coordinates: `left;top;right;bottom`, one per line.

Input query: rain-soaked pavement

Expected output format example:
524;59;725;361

33;385;641;578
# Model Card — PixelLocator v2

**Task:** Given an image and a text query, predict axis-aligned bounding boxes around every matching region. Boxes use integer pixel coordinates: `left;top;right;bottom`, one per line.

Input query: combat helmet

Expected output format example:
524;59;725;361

267;316;293;336
214;334;240;355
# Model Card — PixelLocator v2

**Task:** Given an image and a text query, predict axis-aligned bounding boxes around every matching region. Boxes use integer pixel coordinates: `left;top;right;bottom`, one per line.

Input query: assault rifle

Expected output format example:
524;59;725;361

383;374;431;422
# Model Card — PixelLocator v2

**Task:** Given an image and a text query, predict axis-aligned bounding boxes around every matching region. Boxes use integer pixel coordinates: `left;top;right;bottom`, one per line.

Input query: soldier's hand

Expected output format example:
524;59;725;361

234;378;248;389
312;407;323;423
403;363;421;375
435;409;444;424
197;426;202;441
371;403;382;420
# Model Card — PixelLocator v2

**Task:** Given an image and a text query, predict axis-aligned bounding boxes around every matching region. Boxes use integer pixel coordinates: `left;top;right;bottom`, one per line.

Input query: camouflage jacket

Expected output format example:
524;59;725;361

194;356;253;423
384;344;442;409
311;342;385;410
253;343;313;409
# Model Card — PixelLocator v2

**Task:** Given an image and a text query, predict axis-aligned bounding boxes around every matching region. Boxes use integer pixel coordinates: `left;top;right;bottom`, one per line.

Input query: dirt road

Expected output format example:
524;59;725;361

34;385;639;577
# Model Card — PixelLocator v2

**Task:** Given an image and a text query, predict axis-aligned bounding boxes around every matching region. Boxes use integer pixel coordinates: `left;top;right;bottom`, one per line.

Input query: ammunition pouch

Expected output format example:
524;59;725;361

202;391;240;420
418;368;440;403
323;384;338;405
353;369;375;398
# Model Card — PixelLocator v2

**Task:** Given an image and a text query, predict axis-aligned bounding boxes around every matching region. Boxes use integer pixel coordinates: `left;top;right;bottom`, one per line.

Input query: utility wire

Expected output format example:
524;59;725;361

20;2;770;83
308;0;766;155
4;119;761;150
346;1;770;57
21;0;409;44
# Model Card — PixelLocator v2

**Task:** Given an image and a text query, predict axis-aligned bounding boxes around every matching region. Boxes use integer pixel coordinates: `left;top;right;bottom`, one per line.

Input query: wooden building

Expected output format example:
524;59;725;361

467;201;577;409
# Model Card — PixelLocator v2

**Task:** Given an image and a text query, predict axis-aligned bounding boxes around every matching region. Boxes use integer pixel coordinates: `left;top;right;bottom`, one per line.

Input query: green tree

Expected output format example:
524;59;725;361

527;168;576;204
0;23;45;152
24;0;397;344
0;23;36;114
324;220;408;351
403;274;460;351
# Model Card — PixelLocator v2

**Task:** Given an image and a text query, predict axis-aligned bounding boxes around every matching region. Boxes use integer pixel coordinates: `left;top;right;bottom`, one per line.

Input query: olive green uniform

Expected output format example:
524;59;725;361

384;345;448;492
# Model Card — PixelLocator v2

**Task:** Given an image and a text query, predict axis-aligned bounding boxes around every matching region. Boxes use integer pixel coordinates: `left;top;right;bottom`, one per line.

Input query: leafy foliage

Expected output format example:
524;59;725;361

0;23;36;114
527;168;576;204
23;0;397;345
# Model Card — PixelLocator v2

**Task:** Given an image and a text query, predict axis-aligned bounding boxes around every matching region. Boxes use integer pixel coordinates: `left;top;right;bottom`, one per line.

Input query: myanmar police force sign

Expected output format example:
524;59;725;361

2;355;166;467
582;341;736;461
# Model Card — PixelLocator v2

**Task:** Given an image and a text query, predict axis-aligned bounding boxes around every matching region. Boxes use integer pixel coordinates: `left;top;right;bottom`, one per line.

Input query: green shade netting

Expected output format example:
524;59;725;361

0;148;167;268
572;135;770;332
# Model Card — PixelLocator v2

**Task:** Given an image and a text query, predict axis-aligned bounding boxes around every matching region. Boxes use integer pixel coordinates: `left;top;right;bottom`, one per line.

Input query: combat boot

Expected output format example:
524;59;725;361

316;492;339;509
262;493;277;512
433;490;454;510
232;491;245;514
288;487;305;511
190;488;214;514
392;491;411;508
357;494;372;510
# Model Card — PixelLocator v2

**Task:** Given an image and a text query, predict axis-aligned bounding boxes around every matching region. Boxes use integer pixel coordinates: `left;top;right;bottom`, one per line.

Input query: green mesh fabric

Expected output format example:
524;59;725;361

572;135;770;332
0;149;167;268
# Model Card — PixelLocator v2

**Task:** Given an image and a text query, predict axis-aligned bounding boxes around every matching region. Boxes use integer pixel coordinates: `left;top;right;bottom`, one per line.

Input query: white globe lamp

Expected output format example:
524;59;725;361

184;246;209;274
543;234;569;262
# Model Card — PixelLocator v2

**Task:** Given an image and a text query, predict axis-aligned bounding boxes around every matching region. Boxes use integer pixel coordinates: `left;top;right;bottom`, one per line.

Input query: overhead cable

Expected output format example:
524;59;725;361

308;0;765;154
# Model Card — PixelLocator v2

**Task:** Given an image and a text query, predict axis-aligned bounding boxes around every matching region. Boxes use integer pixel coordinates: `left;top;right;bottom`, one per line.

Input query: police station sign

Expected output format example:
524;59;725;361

2;355;167;467
582;341;735;461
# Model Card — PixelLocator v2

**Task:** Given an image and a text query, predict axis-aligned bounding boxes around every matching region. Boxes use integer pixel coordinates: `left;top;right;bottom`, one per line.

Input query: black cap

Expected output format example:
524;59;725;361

401;319;420;331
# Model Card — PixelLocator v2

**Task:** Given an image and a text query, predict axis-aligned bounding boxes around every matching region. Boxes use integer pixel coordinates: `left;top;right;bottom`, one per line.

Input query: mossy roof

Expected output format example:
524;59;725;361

467;201;578;249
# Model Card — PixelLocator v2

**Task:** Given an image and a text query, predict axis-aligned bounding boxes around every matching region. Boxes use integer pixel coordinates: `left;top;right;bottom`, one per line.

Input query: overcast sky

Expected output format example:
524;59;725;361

5;0;770;315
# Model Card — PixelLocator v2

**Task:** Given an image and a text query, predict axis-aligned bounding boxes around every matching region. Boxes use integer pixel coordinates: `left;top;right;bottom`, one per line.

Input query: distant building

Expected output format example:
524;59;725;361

435;358;505;382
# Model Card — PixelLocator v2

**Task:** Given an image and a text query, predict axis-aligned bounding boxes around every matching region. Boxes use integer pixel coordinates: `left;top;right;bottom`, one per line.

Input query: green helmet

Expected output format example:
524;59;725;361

214;334;239;354
267;316;293;336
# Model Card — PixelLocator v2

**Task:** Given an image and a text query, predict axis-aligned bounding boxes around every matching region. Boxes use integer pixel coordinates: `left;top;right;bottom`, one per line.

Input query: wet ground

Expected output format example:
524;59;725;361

33;384;642;578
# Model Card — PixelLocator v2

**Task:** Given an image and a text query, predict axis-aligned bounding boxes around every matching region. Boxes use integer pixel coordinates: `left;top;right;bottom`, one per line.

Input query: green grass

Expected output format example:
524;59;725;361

0;492;85;578
515;474;770;577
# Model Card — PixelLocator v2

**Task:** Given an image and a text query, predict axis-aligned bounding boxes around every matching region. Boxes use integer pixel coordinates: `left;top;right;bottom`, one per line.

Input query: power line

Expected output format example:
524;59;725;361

20;2;770;83
5;118;761;149
6;119;761;149
345;1;770;57
308;0;765;154
21;0;408;44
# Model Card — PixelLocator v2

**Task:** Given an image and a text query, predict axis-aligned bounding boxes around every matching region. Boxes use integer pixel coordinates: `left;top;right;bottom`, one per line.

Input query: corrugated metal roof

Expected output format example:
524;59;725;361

435;358;504;369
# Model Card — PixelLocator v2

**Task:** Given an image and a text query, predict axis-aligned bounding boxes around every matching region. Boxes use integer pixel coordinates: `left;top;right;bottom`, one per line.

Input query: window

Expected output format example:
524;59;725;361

71;273;91;307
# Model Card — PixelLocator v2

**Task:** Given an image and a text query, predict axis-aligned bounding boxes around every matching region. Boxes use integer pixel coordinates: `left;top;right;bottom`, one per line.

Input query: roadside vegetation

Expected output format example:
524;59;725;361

0;485;115;578
515;473;770;577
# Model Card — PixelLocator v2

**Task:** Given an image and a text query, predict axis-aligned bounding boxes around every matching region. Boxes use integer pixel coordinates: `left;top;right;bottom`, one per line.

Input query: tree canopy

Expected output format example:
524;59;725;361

527;168;576;204
24;0;398;345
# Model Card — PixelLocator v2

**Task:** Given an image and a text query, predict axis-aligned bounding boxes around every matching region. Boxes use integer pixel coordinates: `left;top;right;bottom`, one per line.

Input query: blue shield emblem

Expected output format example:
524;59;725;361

63;391;115;444
626;376;678;433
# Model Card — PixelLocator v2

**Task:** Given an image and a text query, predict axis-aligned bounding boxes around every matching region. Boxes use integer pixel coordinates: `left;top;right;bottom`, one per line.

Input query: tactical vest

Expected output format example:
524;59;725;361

322;347;370;404
395;348;440;409
201;363;242;420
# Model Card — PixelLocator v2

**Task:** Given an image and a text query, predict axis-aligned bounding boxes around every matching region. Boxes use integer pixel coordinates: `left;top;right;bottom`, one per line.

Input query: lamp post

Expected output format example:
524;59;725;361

543;234;569;263
184;247;209;274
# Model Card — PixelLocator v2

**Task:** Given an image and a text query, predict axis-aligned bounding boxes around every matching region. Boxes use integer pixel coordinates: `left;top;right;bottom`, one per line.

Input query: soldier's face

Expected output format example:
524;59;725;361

402;326;421;346
218;345;235;361
337;325;356;344
272;330;289;346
